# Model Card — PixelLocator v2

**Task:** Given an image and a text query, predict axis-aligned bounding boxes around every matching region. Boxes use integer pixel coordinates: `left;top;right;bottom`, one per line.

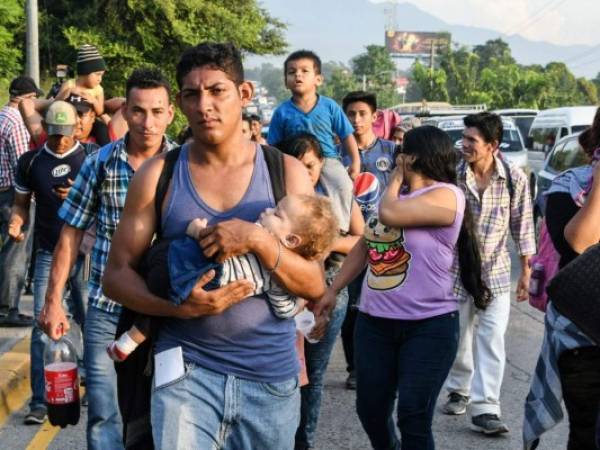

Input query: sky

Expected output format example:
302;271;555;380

372;0;599;46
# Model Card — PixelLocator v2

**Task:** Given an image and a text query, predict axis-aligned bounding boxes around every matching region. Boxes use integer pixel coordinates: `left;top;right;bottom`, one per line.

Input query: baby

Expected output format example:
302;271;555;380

107;194;338;362
56;44;106;117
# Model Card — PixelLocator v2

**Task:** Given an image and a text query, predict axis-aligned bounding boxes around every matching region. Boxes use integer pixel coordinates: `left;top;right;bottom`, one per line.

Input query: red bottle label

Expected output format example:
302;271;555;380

44;362;79;405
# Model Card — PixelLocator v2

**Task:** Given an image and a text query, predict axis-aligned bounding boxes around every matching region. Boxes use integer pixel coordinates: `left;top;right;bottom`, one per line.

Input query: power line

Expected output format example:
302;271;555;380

563;43;600;65
504;0;567;37
570;53;600;69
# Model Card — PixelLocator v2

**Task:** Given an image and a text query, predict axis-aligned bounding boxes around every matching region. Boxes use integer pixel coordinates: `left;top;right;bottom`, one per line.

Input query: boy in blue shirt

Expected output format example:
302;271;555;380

268;50;361;185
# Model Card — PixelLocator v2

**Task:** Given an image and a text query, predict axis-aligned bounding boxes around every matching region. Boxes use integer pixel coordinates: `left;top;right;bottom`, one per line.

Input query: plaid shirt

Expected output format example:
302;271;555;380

454;156;536;299
58;135;175;314
0;105;31;189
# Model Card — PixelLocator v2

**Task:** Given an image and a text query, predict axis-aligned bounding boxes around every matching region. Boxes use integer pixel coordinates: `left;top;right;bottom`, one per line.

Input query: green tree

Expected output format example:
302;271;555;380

473;38;515;70
351;45;400;107
320;66;359;104
0;0;25;101
246;63;287;102
409;61;449;102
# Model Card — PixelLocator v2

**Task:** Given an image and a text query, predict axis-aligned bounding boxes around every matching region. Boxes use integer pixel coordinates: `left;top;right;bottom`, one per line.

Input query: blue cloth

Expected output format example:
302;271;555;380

30;249;86;410
523;303;595;450
58;135;175;314
155;145;298;383
342;138;396;220
296;267;349;448
168;236;222;304
151;363;300;450
545;165;593;206
354;311;459;450
84;305;124;450
267;95;354;159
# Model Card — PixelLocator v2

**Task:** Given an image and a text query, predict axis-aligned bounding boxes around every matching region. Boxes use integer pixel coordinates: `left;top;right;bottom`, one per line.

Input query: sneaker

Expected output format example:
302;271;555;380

442;392;470;415
470;414;510;435
24;407;47;425
345;371;356;390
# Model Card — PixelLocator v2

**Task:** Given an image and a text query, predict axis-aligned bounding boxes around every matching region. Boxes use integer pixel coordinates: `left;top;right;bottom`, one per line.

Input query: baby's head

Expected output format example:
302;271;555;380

76;44;106;88
259;194;338;261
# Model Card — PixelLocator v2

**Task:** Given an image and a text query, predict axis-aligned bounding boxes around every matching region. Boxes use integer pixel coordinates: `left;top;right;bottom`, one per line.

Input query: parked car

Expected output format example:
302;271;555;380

492;108;538;143
534;133;588;226
422;115;530;181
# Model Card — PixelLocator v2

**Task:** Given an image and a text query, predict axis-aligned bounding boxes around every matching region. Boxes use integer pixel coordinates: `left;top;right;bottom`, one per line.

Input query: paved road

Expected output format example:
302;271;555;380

0;250;569;449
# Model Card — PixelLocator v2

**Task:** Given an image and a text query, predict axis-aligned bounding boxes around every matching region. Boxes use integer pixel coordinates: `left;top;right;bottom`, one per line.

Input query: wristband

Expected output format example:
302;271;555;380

267;240;282;273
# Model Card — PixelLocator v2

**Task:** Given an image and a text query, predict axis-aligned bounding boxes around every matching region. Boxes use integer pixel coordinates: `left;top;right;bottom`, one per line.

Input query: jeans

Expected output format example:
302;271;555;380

445;291;511;416
0;188;34;312
341;269;365;373
30;249;86;409
558;346;600;450
151;362;300;450
84;305;124;450
355;311;459;450
296;267;349;449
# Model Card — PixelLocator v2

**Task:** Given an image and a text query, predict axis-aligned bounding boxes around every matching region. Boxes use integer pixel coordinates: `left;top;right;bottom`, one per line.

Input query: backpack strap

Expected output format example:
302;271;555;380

499;156;514;200
154;146;183;238
261;145;286;203
95;141;118;188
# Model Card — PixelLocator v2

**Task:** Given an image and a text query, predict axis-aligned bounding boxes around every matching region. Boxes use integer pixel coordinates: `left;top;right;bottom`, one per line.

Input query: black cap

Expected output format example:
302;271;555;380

9;76;43;97
65;94;93;114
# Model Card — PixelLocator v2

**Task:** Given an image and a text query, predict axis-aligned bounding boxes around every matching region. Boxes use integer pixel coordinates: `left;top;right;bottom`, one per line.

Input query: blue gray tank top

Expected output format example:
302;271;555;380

154;144;298;382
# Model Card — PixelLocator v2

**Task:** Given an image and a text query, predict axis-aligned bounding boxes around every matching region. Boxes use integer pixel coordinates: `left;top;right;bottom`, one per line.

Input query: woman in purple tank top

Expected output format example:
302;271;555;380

314;126;491;450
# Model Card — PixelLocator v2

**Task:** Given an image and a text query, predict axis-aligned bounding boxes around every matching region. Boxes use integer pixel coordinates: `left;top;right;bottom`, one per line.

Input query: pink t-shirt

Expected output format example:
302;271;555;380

360;182;465;320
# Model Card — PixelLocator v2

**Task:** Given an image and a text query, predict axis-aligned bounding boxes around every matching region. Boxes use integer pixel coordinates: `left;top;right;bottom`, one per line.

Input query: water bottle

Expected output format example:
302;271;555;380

44;336;80;428
528;263;545;297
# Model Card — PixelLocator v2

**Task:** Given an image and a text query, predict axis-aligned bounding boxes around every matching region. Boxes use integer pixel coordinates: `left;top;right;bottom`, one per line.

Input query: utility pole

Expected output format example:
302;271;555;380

429;40;435;91
25;0;40;85
362;74;367;91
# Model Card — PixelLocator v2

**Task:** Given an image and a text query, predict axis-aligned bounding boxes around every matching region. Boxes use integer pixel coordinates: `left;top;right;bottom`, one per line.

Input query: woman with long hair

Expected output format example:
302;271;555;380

313;125;490;450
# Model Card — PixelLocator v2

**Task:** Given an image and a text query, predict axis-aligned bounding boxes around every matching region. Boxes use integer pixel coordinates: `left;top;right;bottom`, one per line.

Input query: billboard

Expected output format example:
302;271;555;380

385;31;450;55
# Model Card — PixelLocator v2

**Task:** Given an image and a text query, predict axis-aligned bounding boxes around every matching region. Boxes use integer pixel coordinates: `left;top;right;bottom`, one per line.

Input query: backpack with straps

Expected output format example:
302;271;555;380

115;144;286;450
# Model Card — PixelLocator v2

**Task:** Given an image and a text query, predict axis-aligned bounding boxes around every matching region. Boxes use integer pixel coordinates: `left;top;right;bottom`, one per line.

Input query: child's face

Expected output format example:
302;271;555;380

285;58;322;95
258;196;303;246
83;71;104;89
345;101;377;138
241;120;252;139
298;148;324;188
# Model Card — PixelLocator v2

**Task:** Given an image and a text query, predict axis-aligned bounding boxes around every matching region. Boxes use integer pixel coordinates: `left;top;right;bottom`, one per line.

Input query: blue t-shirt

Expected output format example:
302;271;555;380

341;138;396;220
14;142;93;251
267;95;354;159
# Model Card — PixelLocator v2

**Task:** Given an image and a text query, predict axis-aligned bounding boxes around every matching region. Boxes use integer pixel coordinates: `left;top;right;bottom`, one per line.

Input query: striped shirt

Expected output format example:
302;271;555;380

0;105;31;189
454;156;536;298
58;135;175;313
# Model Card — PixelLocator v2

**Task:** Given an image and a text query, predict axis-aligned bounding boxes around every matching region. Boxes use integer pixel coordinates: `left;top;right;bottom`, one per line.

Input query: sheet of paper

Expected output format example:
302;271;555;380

154;346;185;388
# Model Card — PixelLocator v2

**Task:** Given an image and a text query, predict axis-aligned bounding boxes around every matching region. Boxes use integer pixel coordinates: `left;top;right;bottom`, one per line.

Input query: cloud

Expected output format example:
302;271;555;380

372;0;599;45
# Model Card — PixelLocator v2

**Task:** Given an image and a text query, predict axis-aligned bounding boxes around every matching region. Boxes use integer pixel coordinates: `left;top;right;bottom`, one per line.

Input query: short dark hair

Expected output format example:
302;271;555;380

176;43;244;89
249;113;261;124
242;113;253;125
342;91;377;113
463;112;503;145
278;133;323;160
284;50;322;75
125;67;171;101
578;107;600;157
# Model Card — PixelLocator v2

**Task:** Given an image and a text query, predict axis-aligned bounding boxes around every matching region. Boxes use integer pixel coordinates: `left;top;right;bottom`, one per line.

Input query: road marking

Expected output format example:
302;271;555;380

24;387;85;450
0;337;31;427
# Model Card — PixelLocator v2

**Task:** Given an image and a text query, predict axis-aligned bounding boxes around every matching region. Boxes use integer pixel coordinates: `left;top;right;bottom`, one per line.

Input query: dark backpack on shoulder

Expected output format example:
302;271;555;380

115;145;286;450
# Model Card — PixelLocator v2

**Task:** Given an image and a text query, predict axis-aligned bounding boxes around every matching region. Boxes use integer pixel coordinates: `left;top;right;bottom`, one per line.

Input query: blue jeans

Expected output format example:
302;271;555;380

151;362;300;450
296;267;348;449
0;188;34;312
355;311;459;450
84;305;124;450
30;249;86;409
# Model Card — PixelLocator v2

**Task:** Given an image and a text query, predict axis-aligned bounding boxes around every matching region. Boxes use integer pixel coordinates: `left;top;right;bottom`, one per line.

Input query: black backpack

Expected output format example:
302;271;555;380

115;145;286;450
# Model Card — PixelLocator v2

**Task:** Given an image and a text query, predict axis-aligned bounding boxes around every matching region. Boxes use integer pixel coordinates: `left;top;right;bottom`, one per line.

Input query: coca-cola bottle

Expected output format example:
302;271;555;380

44;336;80;428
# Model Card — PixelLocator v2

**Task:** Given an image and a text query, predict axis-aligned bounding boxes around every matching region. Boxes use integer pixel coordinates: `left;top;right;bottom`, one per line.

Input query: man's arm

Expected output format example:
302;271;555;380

103;155;255;318
7;193;31;241
565;164;600;253
197;155;327;302
19;98;51;146
40;225;85;339
509;169;536;301
342;134;361;180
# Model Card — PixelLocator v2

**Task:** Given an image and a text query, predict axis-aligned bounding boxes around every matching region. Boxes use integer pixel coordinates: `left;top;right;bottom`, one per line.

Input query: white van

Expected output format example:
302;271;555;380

527;106;596;171
492;108;538;142
422;115;529;175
